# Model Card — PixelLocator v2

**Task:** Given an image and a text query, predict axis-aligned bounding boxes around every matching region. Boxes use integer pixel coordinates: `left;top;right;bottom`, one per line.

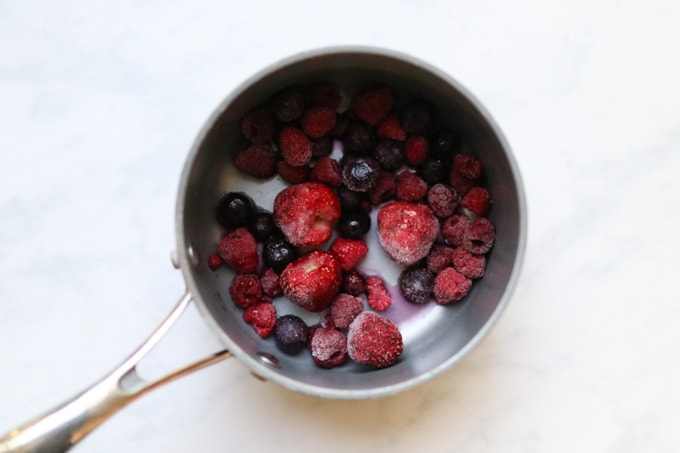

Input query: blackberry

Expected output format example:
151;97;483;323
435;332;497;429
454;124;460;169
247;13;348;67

215;192;254;229
263;236;298;274
336;210;371;239
274;315;309;355
373;139;405;171
341;157;381;192
399;267;434;304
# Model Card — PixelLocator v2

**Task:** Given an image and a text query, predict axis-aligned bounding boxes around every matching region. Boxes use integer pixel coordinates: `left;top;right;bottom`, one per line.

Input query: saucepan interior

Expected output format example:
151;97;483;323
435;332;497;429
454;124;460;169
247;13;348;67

175;47;526;399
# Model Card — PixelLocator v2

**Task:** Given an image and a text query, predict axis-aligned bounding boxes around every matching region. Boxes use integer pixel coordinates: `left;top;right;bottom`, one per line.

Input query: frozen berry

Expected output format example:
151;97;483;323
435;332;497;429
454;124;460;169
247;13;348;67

337;186;365;211
309;328;347;368
330;293;364;329
351;85;395;126
243;301;277;338
262;236;298;274
377;201;438;266
336;210;371;239
274;315;309;355
463;217;495;254
277;160;310;184
399;267;434;304
229;273;262;308
347;312;403;369
452;247;486;279
341;157;381;192
461;187;491;217
342;121;375;154
430;129;458;160
308;81;342;110
310;157;342;187
427;183;460;218
366;276;392;312
302;106;337;138
396;170;428;201
215;192;255;229
241;107;276;144
271;86;307;122
373;139;405;171
234;144;277;179
377;113;406;141
330;111;350;137
273;182;341;247
207;253;223;271
367;171;397;205
217;228;258;274
405;136;430;166
453;153;483;180
341;269;367;296
311;136;334;158
449;171;475;196
433;267;472;304
260;267;282;297
441;214;471;247
426;244;456;274
249;211;280;242
279;250;342;312
399;100;436;135
279;126;312;167
330;237;368;271
419;159;448;185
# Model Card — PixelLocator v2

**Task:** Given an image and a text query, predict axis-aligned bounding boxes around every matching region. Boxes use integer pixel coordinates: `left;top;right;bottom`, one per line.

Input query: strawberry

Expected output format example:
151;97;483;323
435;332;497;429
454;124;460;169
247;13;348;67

217;228;258;273
347;312;403;369
377;201;439;266
273;182;341;247
243;301;277;338
329;237;368;271
366;276;392;312
279;250;342;312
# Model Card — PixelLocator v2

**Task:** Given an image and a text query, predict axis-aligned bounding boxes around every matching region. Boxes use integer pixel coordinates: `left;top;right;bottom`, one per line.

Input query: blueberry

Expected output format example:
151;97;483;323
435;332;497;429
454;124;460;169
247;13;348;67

274;315;309;355
399;267;434;304
373;139;405;171
342;121;374;154
341;157;380;192
263;236;298;274
336;210;371;239
249;211;279;242
419;159;448;186
215;192;254;229
399;100;436;135
337;186;365;212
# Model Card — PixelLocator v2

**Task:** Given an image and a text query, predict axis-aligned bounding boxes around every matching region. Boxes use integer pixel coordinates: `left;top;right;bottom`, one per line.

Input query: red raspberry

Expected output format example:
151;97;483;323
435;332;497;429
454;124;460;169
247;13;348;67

309;328;348;369
277;160;310;184
217;228;258;273
367;171;396;205
229;273;263;308
433;267;472;304
234;144;277;179
452;247;486;279
351;85;395;126
330;293;364;329
273;182;341;247
308;81;342;110
427;183;460;218
366;276;392;312
207;252;223;271
461;186;491;217
377;201;439;266
241;107;276;144
376;113;406;141
278;126;312;167
243;301;277;338
395;170;428;201
347;312;403;368
426;244;456;274
260;267;282;297
341;269;367;296
453;153;483;180
302;106;337;139
329;237;368;271
279;250;342;312
441;214;471;247
404;136;430;166
311;136;334;158
309;157;342;187
449;171;475;196
463;217;496;254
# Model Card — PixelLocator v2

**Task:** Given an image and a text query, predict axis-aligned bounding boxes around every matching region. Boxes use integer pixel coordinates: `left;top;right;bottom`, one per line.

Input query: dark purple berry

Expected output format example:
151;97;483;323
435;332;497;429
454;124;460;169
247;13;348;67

249;211;279;242
216;192;254;229
342;157;380;192
311;136;334;158
419;159;448;186
373;139;405;171
342;269;367;296
342;121;375;154
274;315;309;355
399;267;434;304
263;236;298;274
336;210;371;239
330;111;350;137
270;86;307;122
399;100;436;135
336;186;365;211
431;129;458;160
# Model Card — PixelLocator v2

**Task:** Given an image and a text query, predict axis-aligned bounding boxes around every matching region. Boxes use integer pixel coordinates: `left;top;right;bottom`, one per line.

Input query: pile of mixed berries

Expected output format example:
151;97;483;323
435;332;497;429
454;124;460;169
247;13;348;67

207;82;495;370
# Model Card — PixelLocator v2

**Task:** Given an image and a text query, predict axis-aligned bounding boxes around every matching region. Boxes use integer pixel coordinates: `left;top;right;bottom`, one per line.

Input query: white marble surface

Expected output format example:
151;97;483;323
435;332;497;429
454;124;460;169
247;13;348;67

2;0;680;451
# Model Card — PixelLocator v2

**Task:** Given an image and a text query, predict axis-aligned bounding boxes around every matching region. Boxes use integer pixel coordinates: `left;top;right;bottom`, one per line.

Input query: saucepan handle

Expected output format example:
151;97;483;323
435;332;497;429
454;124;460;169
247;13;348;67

0;291;231;453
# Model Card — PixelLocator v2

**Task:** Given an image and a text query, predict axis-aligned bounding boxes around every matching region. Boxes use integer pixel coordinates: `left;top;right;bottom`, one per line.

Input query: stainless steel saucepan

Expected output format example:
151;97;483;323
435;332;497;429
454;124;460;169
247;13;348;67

0;47;526;453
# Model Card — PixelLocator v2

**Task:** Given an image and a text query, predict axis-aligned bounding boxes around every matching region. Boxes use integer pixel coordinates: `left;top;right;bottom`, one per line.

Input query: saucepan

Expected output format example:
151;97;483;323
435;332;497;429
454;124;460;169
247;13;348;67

0;46;526;453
